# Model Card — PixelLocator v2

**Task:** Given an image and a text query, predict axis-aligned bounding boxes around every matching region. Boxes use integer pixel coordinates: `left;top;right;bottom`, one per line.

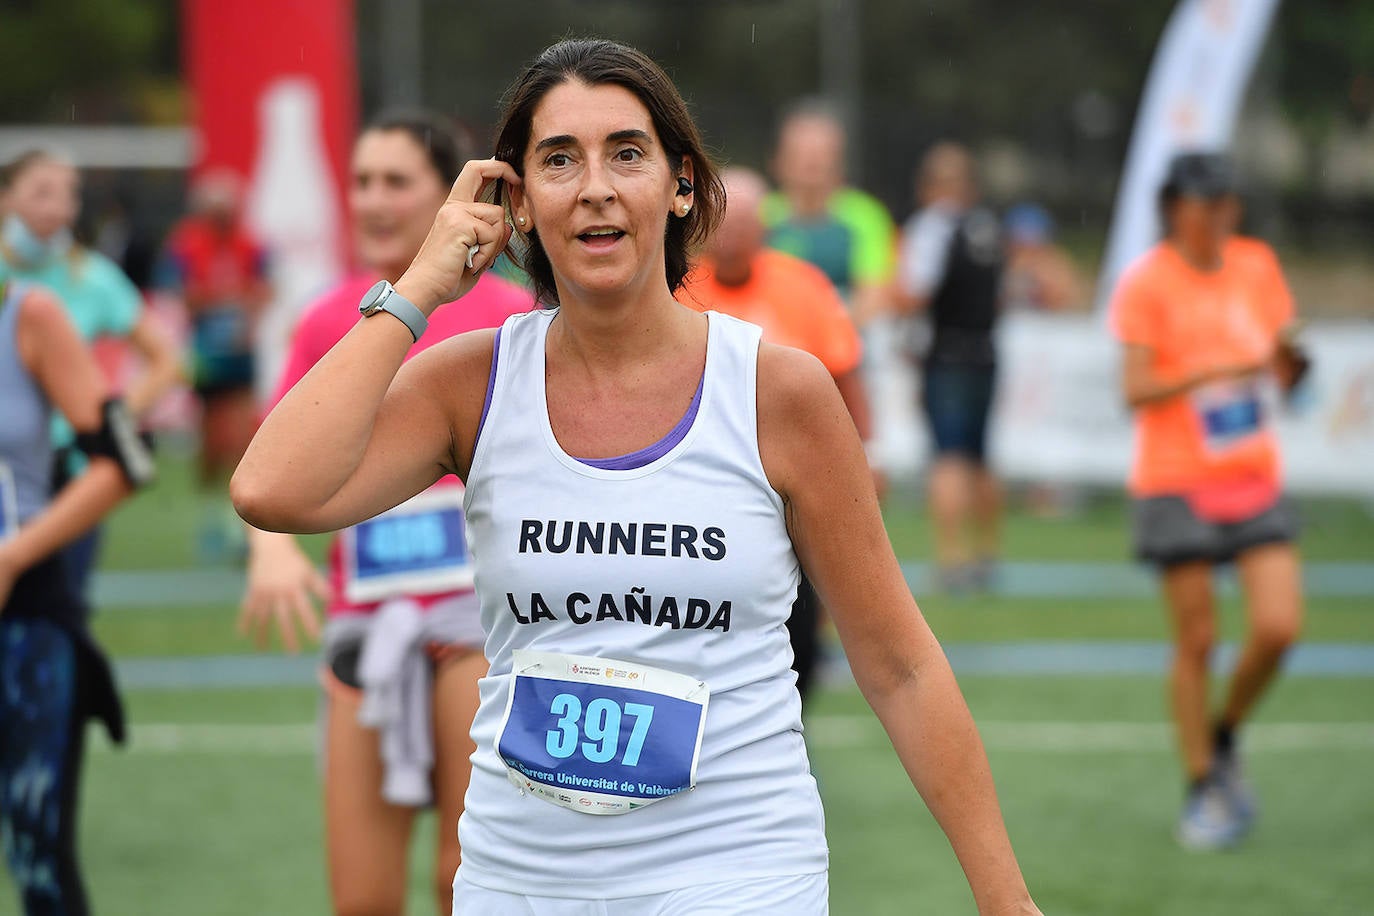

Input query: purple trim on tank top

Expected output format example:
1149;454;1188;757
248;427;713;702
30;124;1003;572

474;326;502;447
576;372;705;471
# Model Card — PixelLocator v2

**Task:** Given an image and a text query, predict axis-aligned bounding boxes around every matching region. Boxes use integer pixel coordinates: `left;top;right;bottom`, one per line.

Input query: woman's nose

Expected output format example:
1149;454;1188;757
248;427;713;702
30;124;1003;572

578;160;616;205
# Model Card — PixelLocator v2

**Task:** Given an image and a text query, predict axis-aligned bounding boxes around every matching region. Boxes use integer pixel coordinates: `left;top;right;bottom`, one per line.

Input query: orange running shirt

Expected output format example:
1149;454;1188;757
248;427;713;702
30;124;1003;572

1109;238;1295;496
682;248;862;377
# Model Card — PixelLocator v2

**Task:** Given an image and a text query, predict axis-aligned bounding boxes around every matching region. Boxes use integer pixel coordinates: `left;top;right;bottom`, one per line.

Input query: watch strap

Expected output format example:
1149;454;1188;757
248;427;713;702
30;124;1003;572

361;281;427;342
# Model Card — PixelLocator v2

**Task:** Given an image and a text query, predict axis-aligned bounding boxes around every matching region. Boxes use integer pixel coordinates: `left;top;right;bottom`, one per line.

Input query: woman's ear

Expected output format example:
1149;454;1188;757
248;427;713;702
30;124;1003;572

507;181;530;230
674;158;695;216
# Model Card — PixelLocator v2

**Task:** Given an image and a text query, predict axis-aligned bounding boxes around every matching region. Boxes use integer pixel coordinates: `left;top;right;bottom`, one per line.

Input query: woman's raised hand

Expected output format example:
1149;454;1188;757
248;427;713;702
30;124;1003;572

396;158;523;312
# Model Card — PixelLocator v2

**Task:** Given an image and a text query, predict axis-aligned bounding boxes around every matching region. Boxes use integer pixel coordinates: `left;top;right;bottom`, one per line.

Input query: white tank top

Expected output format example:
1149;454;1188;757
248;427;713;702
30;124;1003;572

459;308;827;897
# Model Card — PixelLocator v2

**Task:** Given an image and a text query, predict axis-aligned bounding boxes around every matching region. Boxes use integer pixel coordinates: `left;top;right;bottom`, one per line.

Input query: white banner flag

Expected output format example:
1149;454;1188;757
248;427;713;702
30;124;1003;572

1095;0;1280;310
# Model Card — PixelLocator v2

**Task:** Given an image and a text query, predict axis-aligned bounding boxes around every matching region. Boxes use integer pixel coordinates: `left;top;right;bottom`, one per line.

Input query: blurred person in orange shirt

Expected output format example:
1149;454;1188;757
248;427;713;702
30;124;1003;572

1109;152;1306;851
683;166;876;704
162;170;272;560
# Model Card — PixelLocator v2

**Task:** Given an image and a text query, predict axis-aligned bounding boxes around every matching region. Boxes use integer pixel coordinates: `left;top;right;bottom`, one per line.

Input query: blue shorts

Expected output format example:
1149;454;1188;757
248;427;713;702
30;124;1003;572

922;362;996;462
452;871;828;915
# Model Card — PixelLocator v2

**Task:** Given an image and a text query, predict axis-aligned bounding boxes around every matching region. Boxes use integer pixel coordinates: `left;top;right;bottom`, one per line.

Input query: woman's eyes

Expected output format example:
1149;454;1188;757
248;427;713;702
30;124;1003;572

544;148;643;168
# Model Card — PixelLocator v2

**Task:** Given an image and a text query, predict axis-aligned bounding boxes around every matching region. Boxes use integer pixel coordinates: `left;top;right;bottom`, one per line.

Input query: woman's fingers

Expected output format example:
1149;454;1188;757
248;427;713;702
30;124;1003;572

274;595;301;653
448;158;522;205
402;162;521;306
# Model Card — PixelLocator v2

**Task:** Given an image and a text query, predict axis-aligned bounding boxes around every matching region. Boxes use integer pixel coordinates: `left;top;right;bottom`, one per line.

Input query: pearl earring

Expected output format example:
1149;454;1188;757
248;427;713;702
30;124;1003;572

680;204;691;215
517;216;526;226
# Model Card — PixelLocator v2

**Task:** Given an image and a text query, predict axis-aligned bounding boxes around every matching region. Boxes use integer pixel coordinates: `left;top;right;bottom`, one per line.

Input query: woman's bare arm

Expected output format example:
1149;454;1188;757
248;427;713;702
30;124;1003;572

124;309;182;416
1120;342;1271;410
0;290;130;594
758;343;1039;916
231;159;517;534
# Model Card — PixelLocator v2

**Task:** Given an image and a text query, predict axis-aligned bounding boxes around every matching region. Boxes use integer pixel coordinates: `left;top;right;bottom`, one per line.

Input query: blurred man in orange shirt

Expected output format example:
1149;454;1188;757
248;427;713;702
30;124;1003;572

1109;152;1306;851
683;167;876;706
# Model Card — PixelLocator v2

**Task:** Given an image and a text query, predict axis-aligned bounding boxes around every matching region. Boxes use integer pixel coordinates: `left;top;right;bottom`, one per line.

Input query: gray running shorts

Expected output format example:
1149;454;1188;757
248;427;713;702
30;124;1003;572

1132;495;1299;567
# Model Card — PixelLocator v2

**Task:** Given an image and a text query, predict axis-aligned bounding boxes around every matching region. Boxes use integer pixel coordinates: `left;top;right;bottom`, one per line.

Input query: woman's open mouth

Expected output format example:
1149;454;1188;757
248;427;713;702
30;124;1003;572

577;228;626;250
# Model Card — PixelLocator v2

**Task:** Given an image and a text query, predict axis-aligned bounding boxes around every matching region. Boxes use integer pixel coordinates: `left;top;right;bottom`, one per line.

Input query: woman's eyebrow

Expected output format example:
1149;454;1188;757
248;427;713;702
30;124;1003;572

533;134;577;153
607;129;652;145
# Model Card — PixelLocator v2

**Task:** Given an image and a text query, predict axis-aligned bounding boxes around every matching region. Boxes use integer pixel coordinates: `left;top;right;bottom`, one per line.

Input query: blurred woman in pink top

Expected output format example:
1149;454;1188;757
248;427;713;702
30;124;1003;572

237;111;532;916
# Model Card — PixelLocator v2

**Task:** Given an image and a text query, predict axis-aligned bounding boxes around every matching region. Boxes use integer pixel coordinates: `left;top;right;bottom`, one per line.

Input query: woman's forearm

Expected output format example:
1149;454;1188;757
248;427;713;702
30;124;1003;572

866;653;1035;915
231;314;413;530
125;315;183;416
1;459;129;574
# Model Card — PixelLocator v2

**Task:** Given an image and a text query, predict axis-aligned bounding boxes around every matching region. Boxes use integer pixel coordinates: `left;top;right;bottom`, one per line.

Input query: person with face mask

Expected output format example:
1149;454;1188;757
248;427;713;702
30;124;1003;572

0;150;180;596
0;277;152;916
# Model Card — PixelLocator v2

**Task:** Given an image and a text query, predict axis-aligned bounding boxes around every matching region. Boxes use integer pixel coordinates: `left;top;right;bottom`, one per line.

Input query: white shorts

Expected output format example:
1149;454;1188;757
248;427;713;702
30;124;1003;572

452;870;828;915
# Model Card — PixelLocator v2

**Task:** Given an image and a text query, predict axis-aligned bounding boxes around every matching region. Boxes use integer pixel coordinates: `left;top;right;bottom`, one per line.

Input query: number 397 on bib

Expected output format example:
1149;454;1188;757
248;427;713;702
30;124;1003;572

495;650;710;815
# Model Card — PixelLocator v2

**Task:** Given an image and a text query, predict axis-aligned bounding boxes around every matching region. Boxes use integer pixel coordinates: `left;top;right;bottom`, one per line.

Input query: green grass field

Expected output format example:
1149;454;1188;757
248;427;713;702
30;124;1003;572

3;453;1372;915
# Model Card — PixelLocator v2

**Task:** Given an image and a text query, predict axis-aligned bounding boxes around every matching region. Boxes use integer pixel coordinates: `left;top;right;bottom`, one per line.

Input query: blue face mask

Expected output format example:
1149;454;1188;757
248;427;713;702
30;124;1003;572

2;213;72;267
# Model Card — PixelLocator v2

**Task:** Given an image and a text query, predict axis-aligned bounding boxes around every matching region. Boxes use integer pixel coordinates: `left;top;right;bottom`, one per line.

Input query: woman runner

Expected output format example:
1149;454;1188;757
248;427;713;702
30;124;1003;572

238;111;531;915
0;150;179;596
1109;152;1305;850
234;40;1040;915
0;279;149;915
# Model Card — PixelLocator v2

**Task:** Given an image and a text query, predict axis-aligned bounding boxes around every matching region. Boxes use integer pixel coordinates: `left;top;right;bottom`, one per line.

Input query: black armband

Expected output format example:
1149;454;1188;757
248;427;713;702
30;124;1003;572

73;399;157;489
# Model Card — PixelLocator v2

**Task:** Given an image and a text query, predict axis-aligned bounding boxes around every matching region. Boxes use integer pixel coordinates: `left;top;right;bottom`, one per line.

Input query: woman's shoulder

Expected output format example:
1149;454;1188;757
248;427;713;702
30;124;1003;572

73;248;134;287
13;284;81;365
756;342;835;422
14;283;67;327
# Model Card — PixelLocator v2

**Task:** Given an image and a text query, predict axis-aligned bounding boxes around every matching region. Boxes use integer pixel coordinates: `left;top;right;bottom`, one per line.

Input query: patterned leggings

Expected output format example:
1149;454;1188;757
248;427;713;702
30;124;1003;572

0;617;88;916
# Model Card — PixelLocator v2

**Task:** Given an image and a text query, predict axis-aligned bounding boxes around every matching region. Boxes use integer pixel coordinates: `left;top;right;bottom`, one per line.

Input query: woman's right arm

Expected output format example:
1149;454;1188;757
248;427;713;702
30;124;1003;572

1120;343;1270;410
230;159;520;534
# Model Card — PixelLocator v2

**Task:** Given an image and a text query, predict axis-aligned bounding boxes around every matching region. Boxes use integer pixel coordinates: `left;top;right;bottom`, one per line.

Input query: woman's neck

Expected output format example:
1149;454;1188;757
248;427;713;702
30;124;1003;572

1168;237;1223;272
548;279;696;377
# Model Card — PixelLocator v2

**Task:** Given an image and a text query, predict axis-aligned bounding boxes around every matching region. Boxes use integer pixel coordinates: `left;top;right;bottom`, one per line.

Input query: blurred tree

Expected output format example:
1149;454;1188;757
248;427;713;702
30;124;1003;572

0;0;177;121
1279;0;1374;130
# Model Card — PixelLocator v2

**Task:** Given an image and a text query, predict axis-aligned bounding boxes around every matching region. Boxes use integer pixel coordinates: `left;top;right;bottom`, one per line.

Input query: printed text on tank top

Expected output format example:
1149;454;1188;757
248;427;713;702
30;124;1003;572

494;320;720;815
461;310;824;889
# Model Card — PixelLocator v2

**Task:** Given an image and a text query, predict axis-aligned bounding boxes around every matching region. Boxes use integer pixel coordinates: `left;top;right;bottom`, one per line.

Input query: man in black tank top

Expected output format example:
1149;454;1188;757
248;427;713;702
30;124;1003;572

895;142;1004;592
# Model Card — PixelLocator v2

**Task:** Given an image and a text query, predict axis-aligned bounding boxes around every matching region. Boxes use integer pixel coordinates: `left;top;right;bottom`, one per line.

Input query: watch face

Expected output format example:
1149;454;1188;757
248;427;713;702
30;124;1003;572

360;279;391;315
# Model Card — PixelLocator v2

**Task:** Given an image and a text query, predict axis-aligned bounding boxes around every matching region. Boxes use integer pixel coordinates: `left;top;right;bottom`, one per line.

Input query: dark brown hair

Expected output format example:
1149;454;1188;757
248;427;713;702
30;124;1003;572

363;110;471;187
493;38;724;306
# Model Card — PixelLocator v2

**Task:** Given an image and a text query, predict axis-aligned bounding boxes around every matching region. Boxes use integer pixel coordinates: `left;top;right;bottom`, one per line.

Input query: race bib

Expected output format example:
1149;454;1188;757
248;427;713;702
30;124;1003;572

0;462;17;543
1193;379;1269;457
340;486;473;604
496;650;710;815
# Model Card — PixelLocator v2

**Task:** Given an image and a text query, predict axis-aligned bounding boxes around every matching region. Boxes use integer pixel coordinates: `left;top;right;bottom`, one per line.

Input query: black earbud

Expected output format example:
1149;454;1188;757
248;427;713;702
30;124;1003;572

676;176;694;197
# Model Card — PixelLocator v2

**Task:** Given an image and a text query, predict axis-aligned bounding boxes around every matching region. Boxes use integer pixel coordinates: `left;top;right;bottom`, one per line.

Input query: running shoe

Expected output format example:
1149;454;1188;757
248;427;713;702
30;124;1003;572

1176;778;1247;851
1212;741;1257;829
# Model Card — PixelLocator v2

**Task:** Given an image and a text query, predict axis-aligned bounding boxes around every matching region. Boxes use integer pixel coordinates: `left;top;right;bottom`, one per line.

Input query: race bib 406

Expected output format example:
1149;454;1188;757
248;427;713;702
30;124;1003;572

341;486;473;603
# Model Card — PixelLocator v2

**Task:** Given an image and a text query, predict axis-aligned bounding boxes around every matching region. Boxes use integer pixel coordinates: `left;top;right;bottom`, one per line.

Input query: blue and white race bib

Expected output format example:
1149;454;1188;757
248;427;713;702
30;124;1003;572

340;486;473;604
0;462;17;543
496;650;710;815
1193;379;1271;456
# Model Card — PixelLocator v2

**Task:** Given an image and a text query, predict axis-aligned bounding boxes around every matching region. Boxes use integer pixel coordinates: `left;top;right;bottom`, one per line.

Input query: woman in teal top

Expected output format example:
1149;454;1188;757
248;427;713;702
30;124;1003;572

0;150;180;595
